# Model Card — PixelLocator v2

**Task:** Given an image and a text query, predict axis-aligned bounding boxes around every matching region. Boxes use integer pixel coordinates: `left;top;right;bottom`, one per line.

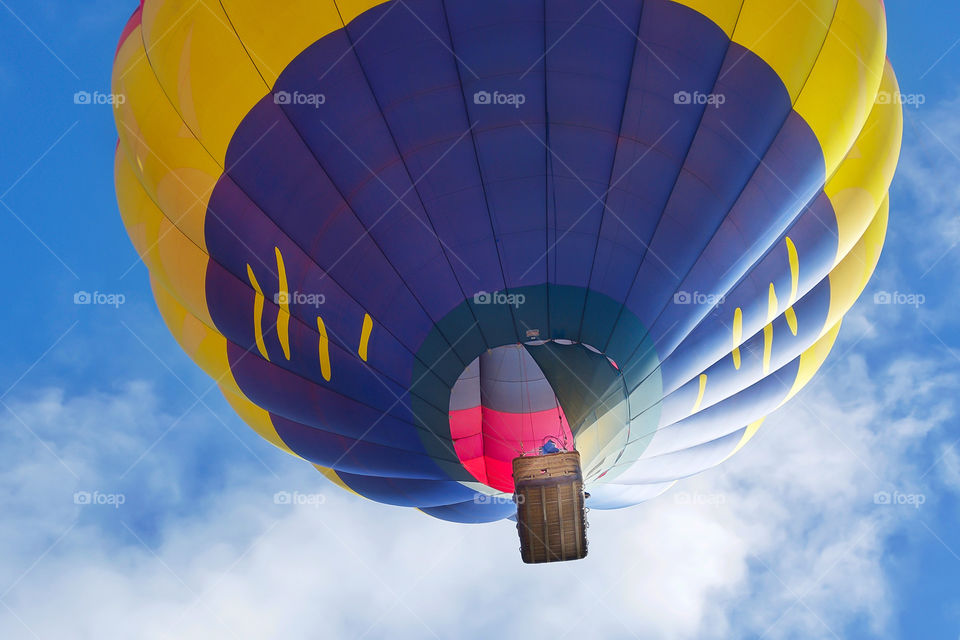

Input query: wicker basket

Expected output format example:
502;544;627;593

513;451;588;563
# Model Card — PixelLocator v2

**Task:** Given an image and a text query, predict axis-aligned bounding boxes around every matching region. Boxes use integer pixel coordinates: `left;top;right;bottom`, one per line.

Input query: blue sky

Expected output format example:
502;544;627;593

1;1;959;638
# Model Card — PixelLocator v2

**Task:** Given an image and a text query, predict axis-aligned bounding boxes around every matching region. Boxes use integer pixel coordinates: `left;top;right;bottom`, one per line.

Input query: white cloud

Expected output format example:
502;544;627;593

0;341;956;640
895;96;960;274
938;446;960;493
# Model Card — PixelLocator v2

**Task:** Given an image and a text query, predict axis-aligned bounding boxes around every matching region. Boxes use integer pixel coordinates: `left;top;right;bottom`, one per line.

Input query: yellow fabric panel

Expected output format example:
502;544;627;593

314;464;362;497
139;0;269;165
825;196;889;328
150;275;297;457
825;60;903;260
784;321;843;403
670;0;745;37
726;417;765;459
112;22;218;252
222;385;300;457
219;0;347;87
116;148;212;327
793;0;887;175
732;0;836;103
150;274;234;389
334;0;397;25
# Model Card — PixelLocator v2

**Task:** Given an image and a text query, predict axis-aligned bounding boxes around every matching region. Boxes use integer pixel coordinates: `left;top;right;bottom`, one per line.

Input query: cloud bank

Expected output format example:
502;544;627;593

1;332;956;640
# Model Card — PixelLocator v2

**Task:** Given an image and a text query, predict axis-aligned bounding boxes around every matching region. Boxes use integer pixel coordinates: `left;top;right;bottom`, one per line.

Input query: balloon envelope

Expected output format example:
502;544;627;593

113;0;901;522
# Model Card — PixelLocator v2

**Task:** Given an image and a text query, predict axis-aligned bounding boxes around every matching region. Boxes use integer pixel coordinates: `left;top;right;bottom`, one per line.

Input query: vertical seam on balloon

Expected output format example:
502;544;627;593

597;0;749;356
328;0;495;350
439;0;523;347
216;0;274;88
542;0;554;339
478;353;490;483
575;0;650;341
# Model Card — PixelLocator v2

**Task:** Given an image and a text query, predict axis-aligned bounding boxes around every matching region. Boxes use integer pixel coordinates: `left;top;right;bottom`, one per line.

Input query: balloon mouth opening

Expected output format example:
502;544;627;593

448;343;599;492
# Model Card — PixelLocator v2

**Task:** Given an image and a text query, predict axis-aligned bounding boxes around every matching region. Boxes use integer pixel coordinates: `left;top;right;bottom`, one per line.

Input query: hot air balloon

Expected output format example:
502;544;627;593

113;0;901;562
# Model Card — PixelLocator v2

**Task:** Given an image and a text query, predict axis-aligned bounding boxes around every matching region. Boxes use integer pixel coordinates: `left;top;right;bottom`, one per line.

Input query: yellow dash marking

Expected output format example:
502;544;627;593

732;307;743;370
358;313;373;362
246;264;269;362
785;306;798;336
692;373;707;413
786;237;799;303
763;323;773;374
275;247;291;361
767;282;779;323
316;316;331;381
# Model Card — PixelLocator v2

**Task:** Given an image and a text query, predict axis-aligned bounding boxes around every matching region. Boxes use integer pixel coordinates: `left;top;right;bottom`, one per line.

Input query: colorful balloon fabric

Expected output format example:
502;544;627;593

113;0;902;522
